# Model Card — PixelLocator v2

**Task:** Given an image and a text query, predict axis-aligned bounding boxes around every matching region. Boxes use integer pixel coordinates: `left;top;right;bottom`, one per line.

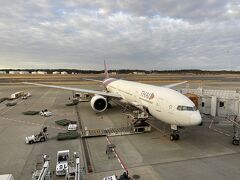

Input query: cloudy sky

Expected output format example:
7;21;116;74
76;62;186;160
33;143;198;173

0;0;239;70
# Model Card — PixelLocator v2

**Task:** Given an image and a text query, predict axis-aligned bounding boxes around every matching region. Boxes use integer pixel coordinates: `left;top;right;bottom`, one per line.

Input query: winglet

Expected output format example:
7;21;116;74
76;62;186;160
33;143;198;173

104;60;109;79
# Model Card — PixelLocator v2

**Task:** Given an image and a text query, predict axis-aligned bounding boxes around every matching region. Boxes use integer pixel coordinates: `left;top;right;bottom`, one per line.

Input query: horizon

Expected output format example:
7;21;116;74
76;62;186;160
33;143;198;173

0;68;240;72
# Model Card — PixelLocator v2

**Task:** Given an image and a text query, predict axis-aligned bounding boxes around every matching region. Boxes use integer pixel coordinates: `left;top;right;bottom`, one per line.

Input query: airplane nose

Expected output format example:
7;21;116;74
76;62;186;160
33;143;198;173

190;112;202;126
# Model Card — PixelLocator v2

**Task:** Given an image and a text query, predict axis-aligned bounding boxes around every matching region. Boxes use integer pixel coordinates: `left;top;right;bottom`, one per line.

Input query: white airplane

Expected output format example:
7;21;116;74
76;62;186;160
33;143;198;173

23;62;202;141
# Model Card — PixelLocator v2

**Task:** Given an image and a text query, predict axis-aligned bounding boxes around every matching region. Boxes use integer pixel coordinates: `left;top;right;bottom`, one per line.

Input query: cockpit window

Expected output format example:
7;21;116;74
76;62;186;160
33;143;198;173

177;105;197;111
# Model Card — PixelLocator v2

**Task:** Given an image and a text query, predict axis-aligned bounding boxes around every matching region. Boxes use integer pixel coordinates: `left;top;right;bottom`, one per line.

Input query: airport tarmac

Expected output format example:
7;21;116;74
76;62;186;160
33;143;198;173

0;81;240;180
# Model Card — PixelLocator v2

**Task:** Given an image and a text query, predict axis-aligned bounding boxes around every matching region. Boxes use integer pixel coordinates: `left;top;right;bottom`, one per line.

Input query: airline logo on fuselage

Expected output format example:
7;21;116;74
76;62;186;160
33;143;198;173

141;90;155;100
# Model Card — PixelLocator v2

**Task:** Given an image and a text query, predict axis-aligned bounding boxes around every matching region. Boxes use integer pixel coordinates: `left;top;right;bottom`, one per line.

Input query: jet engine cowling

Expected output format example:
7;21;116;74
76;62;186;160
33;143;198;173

90;95;108;112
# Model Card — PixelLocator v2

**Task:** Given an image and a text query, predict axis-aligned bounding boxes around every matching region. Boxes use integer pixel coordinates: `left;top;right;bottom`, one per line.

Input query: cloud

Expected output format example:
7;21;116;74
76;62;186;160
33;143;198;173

0;0;239;70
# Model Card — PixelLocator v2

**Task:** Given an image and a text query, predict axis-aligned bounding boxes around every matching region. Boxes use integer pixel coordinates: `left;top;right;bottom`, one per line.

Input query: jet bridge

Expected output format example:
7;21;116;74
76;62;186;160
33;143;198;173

182;88;240;145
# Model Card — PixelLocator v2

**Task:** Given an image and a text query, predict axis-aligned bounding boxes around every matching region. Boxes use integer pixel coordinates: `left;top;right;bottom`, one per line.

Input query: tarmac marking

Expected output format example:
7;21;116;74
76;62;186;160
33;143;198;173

0;99;24;115
0;105;7;111
208;118;231;137
106;136;128;173
0;116;65;130
0;90;33;114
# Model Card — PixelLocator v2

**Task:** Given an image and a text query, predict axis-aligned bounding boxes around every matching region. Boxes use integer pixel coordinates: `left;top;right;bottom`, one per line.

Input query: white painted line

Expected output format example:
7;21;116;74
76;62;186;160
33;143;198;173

106;136;128;173
209;119;214;129
1;117;65;130
0;99;25;115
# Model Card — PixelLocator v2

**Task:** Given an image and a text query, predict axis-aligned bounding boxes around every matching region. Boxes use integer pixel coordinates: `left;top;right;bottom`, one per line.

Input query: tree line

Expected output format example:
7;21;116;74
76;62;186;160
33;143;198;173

0;69;240;74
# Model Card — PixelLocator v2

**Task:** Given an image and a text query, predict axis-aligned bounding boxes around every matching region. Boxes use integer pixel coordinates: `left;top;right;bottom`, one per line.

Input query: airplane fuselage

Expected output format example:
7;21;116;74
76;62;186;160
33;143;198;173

104;78;202;127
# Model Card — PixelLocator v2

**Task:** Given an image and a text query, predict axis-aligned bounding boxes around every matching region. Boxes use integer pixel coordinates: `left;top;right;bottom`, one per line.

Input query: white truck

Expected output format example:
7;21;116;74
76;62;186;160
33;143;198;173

25;127;48;144
0;174;14;180
10;91;24;99
68;122;78;131
56;150;70;176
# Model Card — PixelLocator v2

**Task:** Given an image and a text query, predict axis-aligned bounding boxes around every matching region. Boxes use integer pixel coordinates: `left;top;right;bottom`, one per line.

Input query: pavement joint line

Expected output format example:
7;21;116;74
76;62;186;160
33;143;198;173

106;136;128;173
208;117;231;137
130;151;240;168
92;151;240;174
0;89;33;114
1;116;65;130
0;105;7;111
0;99;25;115
209;118;214;128
73;99;93;173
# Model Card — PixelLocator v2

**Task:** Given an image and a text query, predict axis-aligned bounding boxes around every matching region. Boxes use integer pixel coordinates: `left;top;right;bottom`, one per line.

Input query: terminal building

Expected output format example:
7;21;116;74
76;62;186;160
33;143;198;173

37;71;47;75
0;71;6;74
181;88;240;118
182;87;240;145
19;71;29;75
53;71;60;75
61;71;68;75
9;71;19;74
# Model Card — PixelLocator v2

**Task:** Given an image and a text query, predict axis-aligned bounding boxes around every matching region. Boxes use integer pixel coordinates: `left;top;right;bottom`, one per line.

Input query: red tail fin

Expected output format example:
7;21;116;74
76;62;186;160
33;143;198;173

104;60;109;79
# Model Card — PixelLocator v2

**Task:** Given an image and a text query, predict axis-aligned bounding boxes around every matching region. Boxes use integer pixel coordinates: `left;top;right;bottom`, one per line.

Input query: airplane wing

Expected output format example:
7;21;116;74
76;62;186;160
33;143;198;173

22;82;122;99
162;81;188;88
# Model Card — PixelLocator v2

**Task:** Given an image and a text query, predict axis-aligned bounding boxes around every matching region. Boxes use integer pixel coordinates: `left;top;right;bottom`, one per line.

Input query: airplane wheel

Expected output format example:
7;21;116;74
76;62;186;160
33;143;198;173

170;134;175;141
175;134;180;140
232;139;239;145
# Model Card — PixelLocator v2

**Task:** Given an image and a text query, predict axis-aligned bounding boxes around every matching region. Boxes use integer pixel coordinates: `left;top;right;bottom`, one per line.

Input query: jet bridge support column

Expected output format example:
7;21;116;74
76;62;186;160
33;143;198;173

232;117;240;145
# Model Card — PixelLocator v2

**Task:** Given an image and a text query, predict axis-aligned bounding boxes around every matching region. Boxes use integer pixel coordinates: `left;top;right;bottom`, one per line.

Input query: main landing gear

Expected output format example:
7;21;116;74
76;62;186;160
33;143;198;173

170;125;180;141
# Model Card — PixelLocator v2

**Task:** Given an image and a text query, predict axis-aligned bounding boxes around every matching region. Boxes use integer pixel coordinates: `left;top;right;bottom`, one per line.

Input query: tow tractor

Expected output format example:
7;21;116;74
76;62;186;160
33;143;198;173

40;109;52;117
22;92;31;99
26;127;48;144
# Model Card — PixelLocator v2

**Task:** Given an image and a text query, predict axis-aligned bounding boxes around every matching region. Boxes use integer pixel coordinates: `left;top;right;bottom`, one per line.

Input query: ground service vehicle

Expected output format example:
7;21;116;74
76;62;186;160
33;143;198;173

25;127;48;144
56;150;70;176
40;109;52;117
68;122;78;131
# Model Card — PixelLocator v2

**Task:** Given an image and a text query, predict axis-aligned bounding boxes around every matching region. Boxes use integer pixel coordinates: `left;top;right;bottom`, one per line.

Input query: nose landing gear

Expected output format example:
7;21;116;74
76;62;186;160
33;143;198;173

170;132;180;141
170;125;180;141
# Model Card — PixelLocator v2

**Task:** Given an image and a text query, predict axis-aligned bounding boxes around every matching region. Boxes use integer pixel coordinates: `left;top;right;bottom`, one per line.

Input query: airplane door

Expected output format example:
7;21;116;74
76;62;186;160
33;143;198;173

156;98;163;112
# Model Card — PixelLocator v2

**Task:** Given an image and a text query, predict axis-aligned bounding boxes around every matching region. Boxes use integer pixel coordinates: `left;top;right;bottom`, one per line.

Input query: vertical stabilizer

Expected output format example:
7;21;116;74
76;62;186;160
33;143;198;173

104;60;109;79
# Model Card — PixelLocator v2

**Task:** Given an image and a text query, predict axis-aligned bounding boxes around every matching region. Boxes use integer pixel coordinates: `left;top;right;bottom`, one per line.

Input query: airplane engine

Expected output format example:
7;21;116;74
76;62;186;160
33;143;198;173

90;95;108;112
